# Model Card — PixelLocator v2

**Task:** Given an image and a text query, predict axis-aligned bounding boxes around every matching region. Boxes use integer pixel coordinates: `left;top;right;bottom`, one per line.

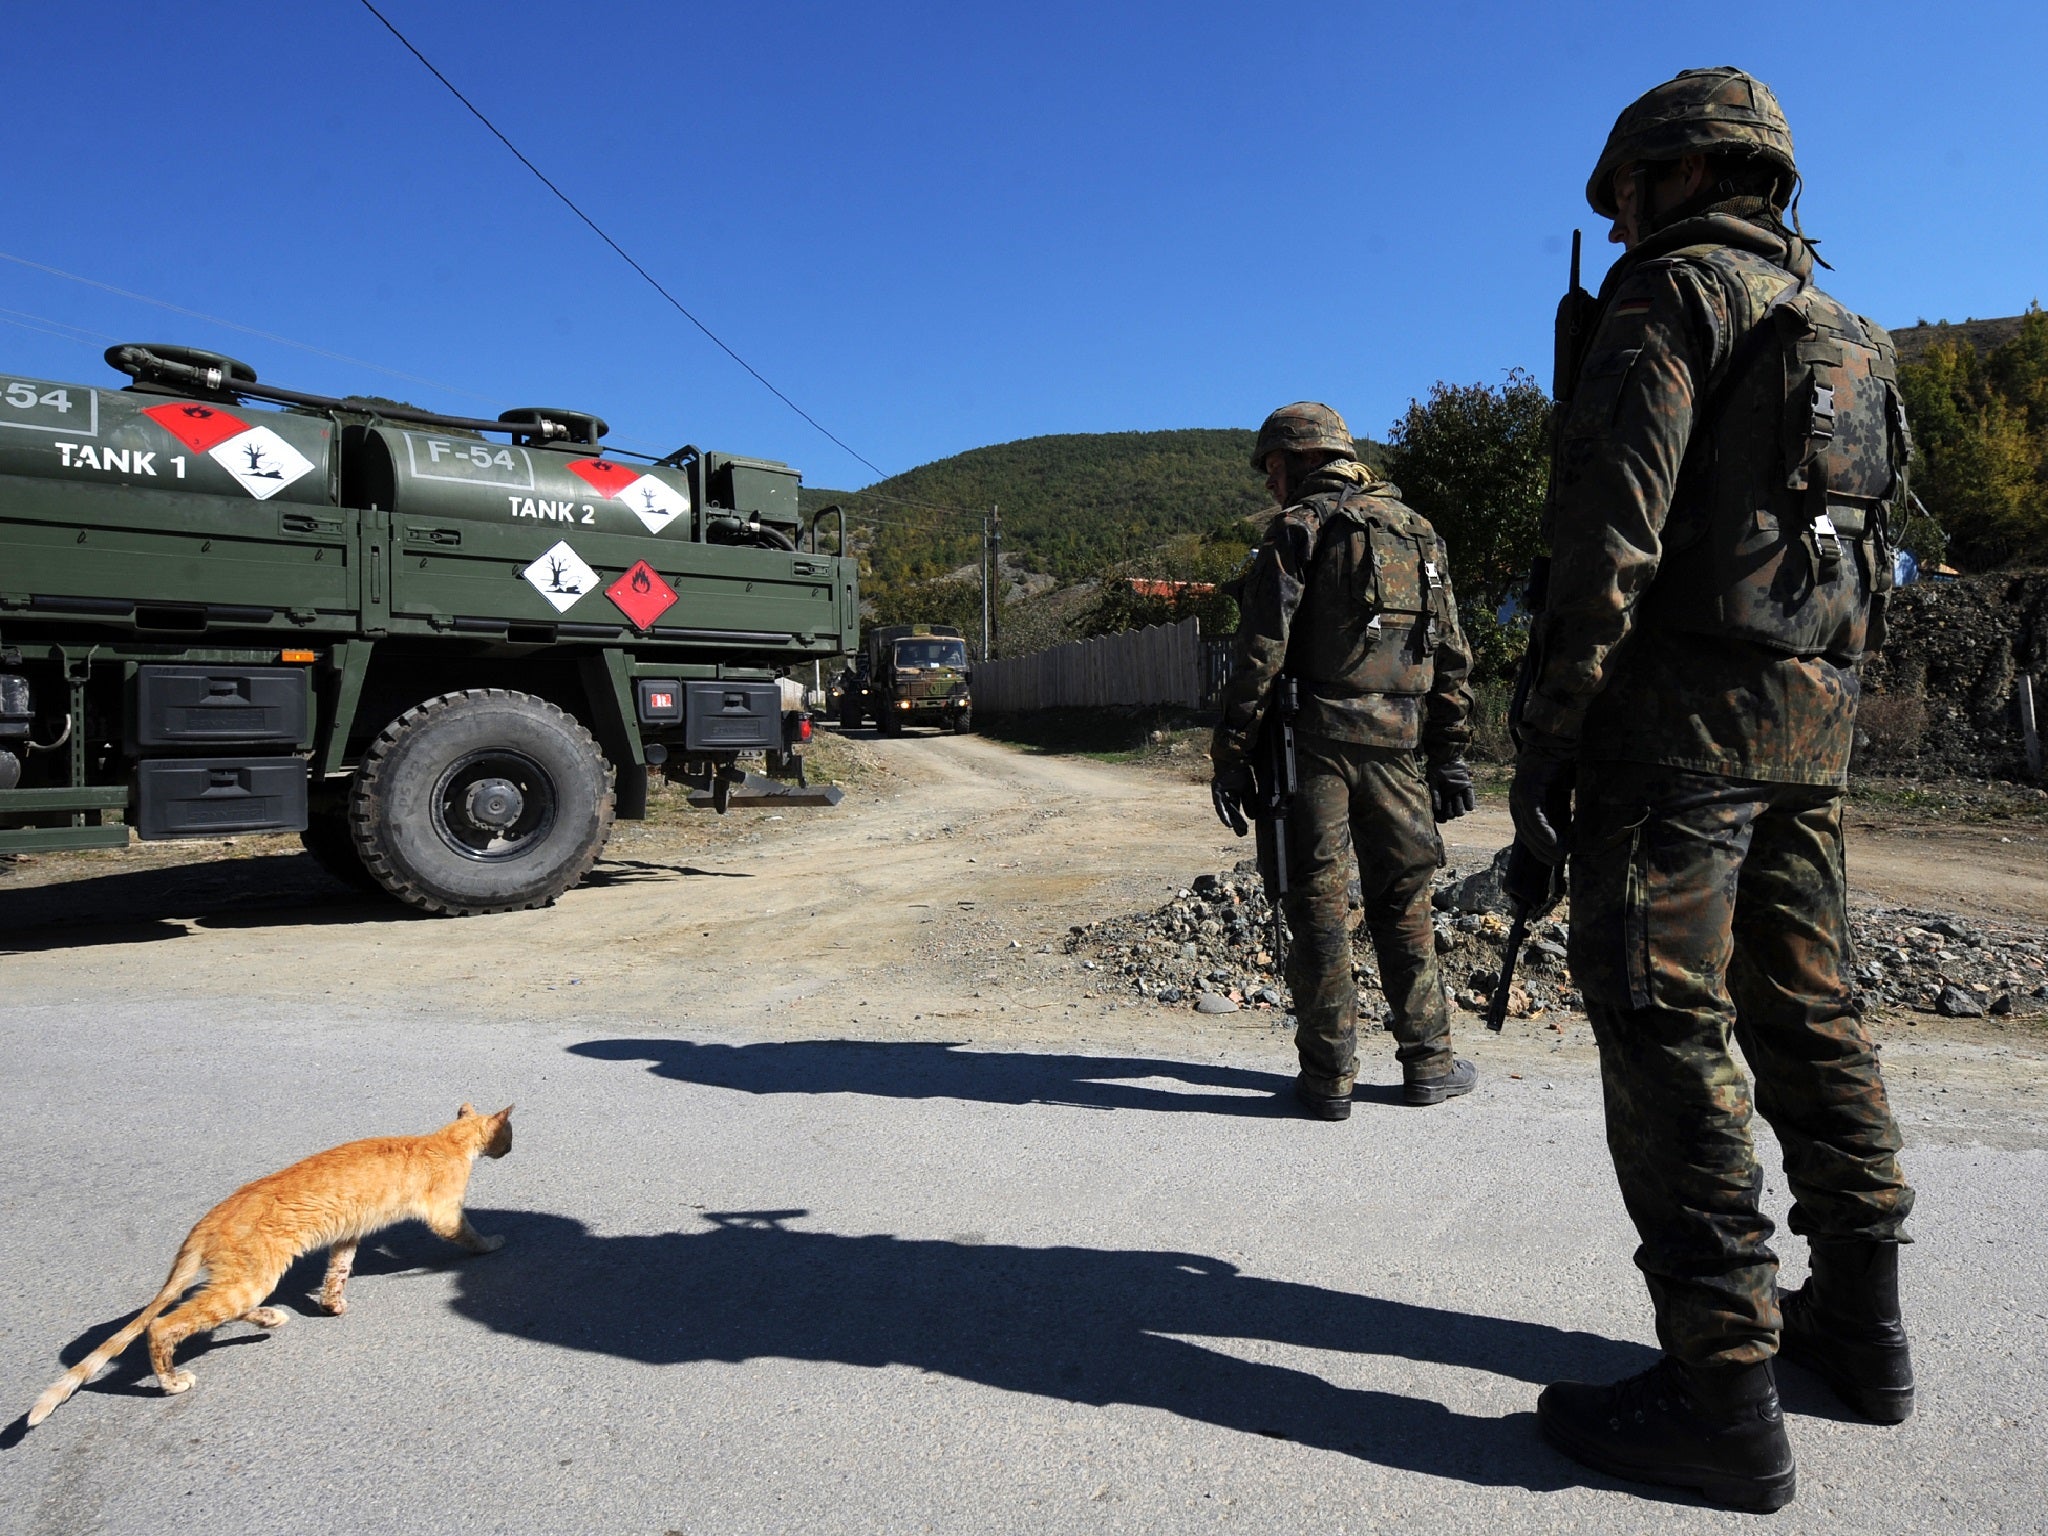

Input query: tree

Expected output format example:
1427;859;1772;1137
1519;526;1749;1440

1382;371;1551;612
1898;304;2048;569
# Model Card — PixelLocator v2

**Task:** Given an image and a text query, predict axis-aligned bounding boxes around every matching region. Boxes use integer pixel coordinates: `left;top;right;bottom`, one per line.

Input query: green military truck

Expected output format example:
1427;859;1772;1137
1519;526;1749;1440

0;344;857;914
836;623;972;736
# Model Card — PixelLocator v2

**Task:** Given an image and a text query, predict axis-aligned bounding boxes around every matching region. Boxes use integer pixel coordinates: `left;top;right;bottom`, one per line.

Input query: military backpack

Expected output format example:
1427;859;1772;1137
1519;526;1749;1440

1641;245;1911;664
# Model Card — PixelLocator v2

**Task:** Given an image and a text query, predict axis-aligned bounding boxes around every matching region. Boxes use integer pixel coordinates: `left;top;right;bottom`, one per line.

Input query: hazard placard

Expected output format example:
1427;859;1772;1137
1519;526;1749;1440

565;458;690;534
521;540;598;613
142;401;249;454
566;458;639;497
208;424;315;501
605;560;678;630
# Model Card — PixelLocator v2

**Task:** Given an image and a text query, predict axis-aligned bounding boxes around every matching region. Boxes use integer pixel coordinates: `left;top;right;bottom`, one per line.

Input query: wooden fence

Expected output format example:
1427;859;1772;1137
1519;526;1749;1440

974;617;1210;712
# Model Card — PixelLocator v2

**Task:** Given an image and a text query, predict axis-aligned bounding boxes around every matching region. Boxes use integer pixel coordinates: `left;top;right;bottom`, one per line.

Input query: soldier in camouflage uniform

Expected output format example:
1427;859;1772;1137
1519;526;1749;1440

1509;68;1917;1511
1212;403;1478;1121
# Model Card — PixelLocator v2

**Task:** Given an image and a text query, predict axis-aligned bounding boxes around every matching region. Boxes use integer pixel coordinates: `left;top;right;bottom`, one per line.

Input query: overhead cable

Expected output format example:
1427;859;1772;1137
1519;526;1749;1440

0;250;508;408
358;0;892;484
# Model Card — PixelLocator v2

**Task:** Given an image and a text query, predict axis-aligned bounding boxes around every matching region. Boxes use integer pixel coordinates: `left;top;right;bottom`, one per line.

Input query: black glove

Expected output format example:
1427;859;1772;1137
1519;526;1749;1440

1501;835;1567;917
1509;729;1577;865
1427;755;1475;822
1211;762;1254;837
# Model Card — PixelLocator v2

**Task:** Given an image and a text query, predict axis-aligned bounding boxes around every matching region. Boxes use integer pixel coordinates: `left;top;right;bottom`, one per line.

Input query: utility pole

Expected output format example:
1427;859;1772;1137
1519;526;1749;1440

989;504;1002;660
980;510;991;660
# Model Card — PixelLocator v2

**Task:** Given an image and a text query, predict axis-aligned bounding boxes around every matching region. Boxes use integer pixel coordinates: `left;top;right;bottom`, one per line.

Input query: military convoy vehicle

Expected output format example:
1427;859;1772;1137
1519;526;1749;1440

0;344;857;914
836;623;972;735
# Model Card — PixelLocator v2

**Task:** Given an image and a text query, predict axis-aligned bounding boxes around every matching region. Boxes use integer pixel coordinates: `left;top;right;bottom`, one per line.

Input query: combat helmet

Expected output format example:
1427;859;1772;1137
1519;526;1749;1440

1251;402;1355;471
1586;67;1796;216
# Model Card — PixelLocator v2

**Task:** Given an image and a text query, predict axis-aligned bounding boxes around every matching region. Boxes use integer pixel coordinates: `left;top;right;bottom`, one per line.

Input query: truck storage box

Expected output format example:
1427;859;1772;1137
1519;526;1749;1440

684;681;781;751
134;757;308;839
132;666;308;750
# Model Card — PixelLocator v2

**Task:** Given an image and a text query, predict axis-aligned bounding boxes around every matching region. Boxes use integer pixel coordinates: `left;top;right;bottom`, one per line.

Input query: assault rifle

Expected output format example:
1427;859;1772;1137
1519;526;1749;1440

1490;231;1595;1030
1251;676;1300;973
1486;840;1568;1031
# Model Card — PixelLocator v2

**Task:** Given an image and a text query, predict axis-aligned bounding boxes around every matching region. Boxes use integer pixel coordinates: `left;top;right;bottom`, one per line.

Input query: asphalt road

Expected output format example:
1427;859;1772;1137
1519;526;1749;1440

3;991;2043;1535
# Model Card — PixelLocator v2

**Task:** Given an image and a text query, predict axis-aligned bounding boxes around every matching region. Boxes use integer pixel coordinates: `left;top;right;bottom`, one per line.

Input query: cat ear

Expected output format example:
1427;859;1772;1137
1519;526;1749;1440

457;1103;478;1119
493;1105;515;1121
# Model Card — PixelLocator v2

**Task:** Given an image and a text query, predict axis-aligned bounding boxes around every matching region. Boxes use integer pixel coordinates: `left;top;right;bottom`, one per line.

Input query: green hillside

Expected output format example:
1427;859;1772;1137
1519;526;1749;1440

802;428;1386;589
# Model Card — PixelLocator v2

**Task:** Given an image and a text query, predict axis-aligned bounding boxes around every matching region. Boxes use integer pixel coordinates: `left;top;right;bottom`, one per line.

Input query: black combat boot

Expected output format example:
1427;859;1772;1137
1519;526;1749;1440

1292;1077;1352;1121
1403;1057;1477;1106
1778;1239;1914;1423
1538;1355;1796;1512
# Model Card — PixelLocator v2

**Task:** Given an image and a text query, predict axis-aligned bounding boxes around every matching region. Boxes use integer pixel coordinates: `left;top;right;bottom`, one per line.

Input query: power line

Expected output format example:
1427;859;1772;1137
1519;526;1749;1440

0;250;508;408
358;0;891;484
0;308;119;347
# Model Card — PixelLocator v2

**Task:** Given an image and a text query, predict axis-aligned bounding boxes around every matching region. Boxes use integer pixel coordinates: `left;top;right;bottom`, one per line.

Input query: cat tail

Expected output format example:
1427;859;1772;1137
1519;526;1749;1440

26;1243;205;1428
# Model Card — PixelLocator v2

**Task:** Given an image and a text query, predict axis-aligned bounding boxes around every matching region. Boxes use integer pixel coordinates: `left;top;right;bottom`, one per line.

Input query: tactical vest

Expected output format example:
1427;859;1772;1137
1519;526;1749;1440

1638;246;1910;663
1293;488;1454;698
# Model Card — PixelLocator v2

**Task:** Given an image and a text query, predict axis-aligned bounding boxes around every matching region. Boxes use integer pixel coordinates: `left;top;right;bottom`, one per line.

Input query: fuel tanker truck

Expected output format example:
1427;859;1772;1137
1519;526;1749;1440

0;344;857;914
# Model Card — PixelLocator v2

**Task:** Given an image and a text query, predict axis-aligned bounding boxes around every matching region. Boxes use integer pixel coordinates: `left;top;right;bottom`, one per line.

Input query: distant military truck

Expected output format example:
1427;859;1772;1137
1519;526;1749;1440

0;344;858;914
837;624;971;735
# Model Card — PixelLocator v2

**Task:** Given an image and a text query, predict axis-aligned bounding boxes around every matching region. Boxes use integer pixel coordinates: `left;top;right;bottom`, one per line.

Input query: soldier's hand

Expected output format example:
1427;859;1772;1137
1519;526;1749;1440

1509;730;1577;864
1210;764;1254;837
1428;755;1476;822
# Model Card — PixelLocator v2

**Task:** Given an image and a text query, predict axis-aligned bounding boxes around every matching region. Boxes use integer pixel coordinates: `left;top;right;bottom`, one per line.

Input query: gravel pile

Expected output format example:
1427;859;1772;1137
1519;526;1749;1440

1066;848;2048;1023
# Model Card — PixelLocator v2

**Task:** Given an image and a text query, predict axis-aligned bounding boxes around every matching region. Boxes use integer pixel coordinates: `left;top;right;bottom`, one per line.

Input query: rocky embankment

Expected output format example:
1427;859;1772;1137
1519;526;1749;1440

1861;572;2048;778
1065;849;2048;1024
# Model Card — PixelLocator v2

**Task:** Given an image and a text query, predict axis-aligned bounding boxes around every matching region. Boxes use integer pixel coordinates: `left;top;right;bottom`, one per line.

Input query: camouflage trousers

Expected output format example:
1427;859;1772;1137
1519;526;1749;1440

1569;761;1914;1368
1278;736;1453;1092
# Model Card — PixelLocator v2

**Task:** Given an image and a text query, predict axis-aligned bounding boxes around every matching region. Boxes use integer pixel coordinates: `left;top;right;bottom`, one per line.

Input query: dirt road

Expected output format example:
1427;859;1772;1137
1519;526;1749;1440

3;729;2045;1066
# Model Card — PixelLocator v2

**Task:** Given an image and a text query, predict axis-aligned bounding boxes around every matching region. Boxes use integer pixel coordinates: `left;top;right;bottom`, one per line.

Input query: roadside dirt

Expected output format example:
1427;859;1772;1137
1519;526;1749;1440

3;727;2044;1146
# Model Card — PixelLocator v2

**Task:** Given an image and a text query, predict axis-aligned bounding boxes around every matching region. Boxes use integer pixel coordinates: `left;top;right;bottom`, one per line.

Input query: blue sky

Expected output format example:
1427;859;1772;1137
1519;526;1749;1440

4;1;2042;489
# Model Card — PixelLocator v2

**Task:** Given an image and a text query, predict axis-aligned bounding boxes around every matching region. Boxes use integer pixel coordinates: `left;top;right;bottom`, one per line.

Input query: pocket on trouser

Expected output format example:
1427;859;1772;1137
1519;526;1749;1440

1568;801;1653;1011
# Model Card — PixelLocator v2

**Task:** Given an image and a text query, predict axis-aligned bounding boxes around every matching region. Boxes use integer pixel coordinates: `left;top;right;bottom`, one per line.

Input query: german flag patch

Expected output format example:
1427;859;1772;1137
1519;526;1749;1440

1613;297;1653;318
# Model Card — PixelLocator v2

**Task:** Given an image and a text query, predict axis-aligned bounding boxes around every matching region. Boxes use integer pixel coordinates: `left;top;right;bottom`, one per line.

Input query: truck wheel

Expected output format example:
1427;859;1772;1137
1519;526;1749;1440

839;701;861;730
300;804;383;894
879;710;903;737
349;689;615;916
953;713;973;735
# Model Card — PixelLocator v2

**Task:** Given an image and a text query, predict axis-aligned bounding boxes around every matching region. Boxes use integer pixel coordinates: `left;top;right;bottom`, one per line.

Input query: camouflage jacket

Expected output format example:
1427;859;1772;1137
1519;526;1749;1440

1211;460;1473;772
1524;207;1871;786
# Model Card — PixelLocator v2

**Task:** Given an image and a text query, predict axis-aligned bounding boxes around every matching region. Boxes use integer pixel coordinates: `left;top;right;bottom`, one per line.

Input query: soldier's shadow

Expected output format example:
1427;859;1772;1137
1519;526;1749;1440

567;1037;1407;1116
450;1206;1655;1491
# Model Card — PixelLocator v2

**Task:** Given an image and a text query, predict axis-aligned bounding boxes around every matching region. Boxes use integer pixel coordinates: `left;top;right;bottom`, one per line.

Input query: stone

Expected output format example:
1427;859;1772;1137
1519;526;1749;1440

1936;984;1985;1018
1433;845;1514;917
1194;992;1239;1014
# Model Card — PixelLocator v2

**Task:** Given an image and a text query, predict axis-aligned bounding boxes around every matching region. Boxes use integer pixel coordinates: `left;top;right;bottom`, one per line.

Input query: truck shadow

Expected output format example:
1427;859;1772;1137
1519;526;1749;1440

567;1037;1406;1115
0;853;411;950
443;1205;1651;1491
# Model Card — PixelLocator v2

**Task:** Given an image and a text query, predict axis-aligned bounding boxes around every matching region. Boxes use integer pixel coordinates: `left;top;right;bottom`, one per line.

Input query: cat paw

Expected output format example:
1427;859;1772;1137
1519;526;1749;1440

474;1234;506;1254
159;1370;196;1396
317;1295;349;1317
244;1307;290;1329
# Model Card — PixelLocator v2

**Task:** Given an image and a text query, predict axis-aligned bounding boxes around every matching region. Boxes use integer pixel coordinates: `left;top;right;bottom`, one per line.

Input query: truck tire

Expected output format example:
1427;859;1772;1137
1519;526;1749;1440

879;709;903;737
349;689;615;916
952;713;973;735
839;700;862;730
300;804;383;895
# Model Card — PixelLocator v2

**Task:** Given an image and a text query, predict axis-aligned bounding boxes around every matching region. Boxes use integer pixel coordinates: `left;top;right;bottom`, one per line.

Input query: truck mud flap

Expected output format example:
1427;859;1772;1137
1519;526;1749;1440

684;770;842;809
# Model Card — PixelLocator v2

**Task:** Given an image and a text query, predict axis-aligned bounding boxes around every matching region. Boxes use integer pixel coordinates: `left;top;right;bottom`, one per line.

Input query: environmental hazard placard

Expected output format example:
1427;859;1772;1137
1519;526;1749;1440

141;401;316;500
566;458;690;534
605;560;678;630
521;540;598;613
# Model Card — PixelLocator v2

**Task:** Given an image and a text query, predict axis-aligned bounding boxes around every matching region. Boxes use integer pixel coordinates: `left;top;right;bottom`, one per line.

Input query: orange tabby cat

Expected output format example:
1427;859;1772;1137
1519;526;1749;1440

27;1103;513;1428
